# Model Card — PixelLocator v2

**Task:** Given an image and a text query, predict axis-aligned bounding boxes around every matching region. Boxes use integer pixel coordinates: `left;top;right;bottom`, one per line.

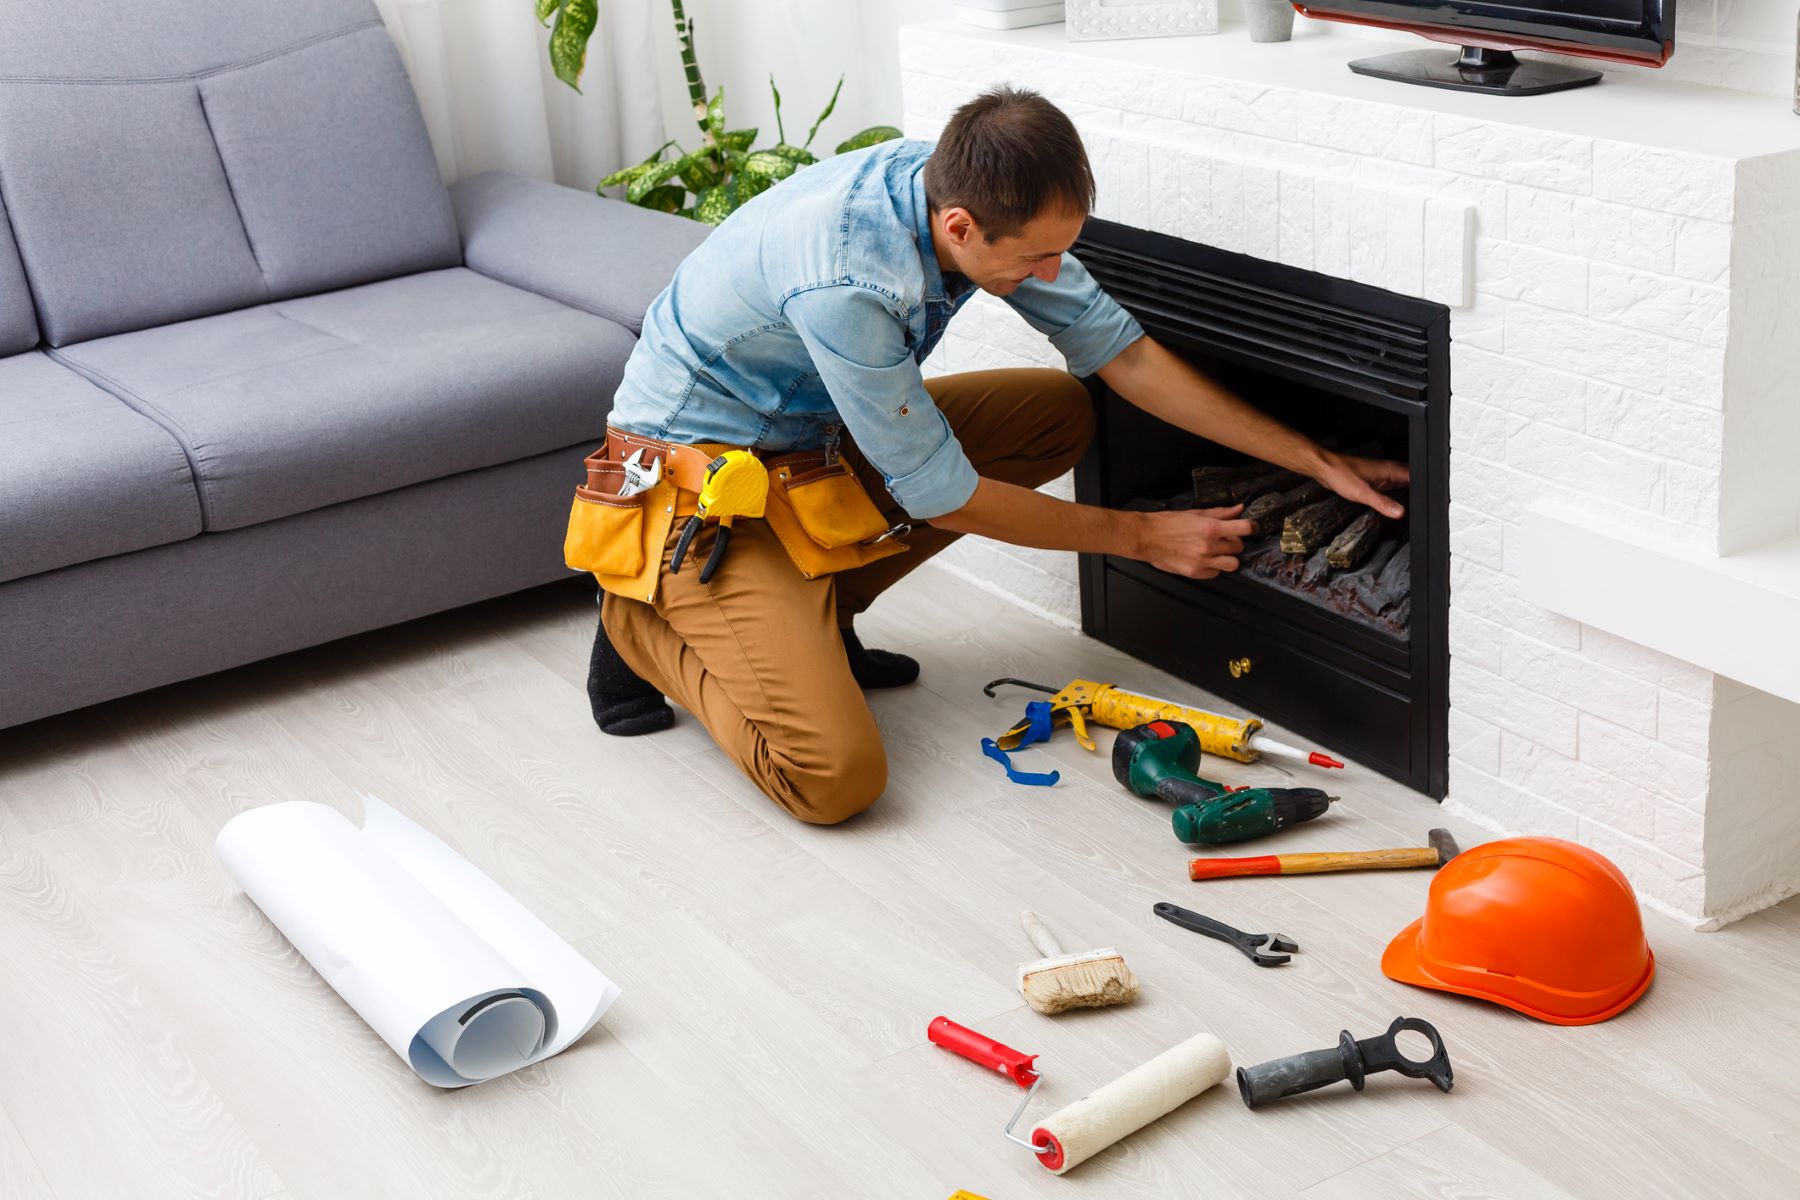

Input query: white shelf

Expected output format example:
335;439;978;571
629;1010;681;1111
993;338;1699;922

907;20;1800;161
1520;506;1800;705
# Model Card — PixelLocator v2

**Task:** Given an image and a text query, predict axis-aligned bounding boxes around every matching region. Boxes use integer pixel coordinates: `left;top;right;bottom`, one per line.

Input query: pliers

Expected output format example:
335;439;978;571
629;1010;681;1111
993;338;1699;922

669;450;768;584
1153;901;1298;968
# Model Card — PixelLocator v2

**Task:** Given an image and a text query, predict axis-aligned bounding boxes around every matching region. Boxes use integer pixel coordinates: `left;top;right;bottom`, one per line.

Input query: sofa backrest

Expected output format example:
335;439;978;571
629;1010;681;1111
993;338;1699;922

0;0;460;348
0;191;36;356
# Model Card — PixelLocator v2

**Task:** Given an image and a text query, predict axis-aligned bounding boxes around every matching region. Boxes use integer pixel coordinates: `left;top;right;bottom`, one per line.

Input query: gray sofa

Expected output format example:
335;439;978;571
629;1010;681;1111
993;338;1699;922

0;0;705;730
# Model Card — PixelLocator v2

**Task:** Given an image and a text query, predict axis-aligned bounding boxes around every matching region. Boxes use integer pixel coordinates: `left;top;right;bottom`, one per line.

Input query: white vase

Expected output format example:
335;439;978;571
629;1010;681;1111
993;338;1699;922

1244;0;1296;43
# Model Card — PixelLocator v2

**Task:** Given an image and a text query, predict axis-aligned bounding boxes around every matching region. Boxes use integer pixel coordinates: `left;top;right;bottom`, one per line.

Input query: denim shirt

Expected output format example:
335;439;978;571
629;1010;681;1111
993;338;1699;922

608;139;1144;519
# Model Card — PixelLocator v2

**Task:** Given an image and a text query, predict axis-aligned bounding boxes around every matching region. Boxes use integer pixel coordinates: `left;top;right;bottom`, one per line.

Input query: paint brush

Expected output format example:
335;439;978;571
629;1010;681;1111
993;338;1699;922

1017;911;1139;1015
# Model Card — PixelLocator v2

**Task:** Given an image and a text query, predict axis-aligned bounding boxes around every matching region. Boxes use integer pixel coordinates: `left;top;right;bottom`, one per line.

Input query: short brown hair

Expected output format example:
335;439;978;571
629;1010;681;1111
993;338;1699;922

923;87;1095;241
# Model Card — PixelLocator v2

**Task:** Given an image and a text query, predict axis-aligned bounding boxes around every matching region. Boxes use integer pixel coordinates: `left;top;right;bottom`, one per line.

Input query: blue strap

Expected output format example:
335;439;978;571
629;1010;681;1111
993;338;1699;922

1019;700;1056;747
981;737;1060;787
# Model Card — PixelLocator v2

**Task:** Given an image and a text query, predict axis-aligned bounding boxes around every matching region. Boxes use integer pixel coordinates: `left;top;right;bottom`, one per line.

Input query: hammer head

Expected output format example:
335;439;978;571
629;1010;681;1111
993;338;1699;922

1428;827;1461;866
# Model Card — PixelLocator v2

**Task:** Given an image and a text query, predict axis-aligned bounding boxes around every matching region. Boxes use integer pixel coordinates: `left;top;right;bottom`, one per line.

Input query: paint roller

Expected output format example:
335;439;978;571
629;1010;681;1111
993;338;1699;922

929;1016;1232;1175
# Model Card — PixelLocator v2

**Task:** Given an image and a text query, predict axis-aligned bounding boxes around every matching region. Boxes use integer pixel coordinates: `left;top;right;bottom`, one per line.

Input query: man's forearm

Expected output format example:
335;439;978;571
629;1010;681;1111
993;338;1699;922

930;476;1253;580
1097;336;1325;476
928;477;1145;556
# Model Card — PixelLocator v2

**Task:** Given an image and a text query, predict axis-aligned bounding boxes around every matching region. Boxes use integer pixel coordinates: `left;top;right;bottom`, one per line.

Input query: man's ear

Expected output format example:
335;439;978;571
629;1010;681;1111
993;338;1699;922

938;206;977;249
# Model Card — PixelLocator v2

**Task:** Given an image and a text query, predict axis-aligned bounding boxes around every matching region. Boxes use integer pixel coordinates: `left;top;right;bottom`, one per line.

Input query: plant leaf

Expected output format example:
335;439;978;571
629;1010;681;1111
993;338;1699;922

635;185;687;215
675;148;723;191
695;181;739;226
803;76;843;150
766;143;817;166
536;0;564;28
705;87;726;142
743;150;799;182
835;125;902;156
626;159;684;203
720;128;757;152
598;139;678;189
736;167;774;203
548;0;598;91
769;74;787;145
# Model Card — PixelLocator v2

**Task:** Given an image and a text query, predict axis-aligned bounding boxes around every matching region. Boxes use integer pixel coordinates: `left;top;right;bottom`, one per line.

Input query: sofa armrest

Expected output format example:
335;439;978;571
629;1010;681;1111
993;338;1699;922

450;172;709;335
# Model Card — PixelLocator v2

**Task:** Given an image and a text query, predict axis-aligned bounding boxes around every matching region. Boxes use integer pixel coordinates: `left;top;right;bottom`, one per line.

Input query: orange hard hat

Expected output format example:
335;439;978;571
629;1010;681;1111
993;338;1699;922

1382;836;1655;1025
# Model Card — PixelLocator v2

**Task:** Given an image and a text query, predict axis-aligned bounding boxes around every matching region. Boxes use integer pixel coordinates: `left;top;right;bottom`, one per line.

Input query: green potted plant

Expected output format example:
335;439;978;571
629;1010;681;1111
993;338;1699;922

537;0;902;224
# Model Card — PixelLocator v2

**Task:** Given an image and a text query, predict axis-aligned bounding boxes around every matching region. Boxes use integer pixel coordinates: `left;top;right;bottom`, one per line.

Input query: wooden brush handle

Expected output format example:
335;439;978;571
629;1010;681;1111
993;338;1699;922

1021;910;1064;958
1188;847;1440;880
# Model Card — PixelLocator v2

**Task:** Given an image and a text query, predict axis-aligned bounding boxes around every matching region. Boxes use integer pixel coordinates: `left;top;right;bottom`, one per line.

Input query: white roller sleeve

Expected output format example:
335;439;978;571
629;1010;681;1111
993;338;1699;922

1033;1033;1232;1174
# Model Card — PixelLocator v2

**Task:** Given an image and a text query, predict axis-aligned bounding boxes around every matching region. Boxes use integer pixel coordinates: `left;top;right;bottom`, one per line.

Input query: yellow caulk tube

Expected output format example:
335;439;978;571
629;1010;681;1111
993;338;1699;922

984;678;1345;771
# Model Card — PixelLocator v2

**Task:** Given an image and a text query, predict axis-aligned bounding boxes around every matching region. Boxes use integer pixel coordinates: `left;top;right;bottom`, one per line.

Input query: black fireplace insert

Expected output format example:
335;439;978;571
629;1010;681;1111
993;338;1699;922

1072;219;1450;797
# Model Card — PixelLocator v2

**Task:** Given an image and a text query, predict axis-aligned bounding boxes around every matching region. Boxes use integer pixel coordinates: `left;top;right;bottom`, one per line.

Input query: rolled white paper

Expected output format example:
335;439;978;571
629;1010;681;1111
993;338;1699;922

216;794;619;1087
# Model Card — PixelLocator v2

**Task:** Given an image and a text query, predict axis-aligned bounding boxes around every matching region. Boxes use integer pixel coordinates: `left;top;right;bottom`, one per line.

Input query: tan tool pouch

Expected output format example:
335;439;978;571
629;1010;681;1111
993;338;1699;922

567;443;687;604
763;452;907;580
565;460;646;579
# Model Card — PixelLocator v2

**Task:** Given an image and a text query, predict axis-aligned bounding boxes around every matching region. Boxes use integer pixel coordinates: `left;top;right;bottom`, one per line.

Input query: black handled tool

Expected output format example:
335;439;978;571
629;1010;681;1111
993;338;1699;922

669;451;769;583
1152;901;1297;968
1236;1016;1454;1109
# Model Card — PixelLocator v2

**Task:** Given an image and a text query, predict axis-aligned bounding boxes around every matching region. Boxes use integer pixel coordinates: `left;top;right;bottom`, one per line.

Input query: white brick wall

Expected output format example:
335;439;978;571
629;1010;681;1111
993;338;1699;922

902;26;1800;923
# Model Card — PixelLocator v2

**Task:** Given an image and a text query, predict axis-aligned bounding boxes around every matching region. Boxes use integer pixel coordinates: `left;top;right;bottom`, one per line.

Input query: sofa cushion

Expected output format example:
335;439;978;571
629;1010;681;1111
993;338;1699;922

452;172;710;336
0;353;202;584
52;269;634;532
0;191;37;356
0;0;378;78
0;1;455;345
198;24;460;302
0;80;269;347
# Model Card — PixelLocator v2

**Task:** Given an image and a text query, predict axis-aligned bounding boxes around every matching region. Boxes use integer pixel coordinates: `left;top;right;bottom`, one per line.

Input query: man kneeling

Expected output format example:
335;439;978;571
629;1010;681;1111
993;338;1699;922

580;88;1405;824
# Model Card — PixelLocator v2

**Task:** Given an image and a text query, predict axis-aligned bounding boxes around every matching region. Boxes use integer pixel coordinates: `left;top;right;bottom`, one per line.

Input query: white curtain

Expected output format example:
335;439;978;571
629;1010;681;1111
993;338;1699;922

374;0;670;189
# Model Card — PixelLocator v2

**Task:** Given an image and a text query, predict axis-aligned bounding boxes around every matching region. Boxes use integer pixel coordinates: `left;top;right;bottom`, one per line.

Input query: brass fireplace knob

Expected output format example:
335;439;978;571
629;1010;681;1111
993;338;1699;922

1229;657;1253;679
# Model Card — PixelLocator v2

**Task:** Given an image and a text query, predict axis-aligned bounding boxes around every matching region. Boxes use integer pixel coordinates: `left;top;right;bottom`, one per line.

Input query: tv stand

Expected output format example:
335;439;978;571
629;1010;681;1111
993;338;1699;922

1348;46;1603;96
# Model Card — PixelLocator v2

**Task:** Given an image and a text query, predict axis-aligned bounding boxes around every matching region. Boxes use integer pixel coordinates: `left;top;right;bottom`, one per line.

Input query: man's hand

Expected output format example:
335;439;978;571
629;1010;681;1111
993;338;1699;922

1313;451;1409;520
1135;504;1256;580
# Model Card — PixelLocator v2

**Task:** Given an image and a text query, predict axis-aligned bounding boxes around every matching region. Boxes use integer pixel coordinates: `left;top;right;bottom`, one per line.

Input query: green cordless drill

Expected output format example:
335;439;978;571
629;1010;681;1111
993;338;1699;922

1112;720;1337;844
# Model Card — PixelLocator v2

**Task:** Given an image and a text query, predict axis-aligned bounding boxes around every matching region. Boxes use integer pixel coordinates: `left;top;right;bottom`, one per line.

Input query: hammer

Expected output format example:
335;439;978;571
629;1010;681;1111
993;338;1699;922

1188;828;1461;881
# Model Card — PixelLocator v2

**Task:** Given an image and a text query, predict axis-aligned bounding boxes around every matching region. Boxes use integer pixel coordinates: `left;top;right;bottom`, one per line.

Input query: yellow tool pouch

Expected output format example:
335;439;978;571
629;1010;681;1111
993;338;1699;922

565;461;646;578
779;459;890;548
764;454;907;580
565;448;684;604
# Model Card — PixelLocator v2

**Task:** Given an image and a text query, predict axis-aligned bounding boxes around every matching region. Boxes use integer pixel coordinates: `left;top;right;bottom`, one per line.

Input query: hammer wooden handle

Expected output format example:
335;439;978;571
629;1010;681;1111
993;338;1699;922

1188;847;1442;880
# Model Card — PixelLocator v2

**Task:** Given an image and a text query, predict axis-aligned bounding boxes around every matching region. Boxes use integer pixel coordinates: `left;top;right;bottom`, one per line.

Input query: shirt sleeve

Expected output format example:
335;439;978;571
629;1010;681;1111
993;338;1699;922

782;284;980;521
1004;251;1145;377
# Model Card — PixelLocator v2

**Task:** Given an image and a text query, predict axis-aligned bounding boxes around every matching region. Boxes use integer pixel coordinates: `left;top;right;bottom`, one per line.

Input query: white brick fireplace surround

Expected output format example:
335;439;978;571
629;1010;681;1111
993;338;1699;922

902;20;1800;927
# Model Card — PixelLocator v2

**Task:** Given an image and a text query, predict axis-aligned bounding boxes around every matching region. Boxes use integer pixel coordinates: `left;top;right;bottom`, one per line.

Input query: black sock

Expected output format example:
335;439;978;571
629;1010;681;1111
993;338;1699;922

841;625;920;690
588;613;674;736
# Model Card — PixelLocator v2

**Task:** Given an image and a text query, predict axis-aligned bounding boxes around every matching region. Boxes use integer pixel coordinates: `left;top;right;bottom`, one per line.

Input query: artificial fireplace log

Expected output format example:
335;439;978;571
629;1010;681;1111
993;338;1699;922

1192;464;1274;508
1281;496;1363;554
1300;546;1332;589
1329;539;1399;606
1328;539;1404;622
1244;480;1327;538
1326;511;1382;569
1230;468;1307;505
1368;542;1411;615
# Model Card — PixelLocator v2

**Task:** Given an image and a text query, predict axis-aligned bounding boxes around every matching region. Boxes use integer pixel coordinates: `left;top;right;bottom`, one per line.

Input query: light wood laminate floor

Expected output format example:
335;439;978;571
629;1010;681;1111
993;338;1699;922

2;569;1797;1200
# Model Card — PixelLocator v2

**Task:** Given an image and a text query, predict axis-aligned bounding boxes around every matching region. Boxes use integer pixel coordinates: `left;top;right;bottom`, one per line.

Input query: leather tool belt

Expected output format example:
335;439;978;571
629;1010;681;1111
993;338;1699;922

565;428;908;604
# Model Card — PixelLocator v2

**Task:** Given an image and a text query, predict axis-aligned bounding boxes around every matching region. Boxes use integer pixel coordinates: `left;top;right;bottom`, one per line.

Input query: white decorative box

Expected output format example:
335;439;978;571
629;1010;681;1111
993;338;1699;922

1066;0;1218;41
955;2;1066;30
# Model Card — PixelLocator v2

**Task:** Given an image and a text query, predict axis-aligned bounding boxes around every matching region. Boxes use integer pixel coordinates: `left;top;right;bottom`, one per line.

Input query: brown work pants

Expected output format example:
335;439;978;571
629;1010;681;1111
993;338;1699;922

602;367;1095;824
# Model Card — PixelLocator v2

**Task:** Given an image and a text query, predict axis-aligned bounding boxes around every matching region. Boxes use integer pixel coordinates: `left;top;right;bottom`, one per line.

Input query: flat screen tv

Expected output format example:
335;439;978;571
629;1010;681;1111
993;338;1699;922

1293;0;1676;96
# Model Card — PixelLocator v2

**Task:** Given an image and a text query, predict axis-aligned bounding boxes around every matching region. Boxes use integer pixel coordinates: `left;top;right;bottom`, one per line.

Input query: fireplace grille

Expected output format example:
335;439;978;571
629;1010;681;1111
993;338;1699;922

1073;219;1450;797
1074;240;1436;406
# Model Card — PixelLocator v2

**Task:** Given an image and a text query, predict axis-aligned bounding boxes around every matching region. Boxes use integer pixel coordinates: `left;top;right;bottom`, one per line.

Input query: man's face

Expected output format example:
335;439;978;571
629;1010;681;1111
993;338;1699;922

935;205;1086;296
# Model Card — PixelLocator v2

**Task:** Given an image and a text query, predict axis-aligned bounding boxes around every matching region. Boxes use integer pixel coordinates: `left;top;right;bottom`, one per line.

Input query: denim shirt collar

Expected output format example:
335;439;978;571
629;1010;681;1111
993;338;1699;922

909;166;972;309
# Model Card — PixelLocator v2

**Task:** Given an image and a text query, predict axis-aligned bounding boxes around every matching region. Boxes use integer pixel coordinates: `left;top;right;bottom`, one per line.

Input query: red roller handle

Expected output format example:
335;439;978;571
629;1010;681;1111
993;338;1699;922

1188;854;1284;881
928;1016;1039;1087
